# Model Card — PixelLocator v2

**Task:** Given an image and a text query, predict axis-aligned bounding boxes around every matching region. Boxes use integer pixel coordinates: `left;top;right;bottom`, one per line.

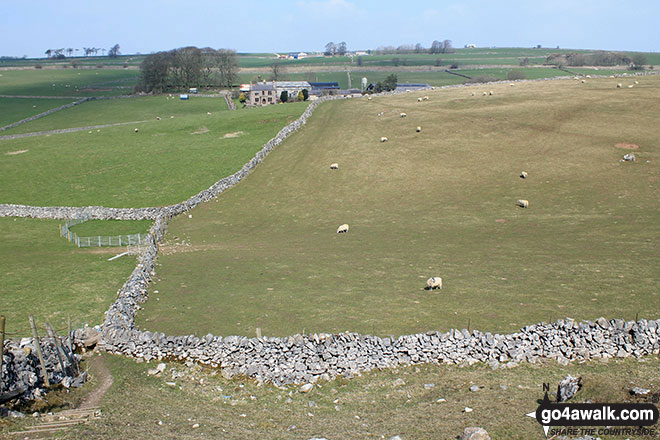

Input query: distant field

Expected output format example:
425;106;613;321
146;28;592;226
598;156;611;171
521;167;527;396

0;100;308;207
0;217;136;337
0;97;76;127
138;76;660;338
0;69;138;96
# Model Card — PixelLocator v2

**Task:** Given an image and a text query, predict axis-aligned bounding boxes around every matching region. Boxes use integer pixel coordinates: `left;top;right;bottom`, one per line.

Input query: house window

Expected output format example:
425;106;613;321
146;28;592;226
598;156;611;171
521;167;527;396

268;97;272;102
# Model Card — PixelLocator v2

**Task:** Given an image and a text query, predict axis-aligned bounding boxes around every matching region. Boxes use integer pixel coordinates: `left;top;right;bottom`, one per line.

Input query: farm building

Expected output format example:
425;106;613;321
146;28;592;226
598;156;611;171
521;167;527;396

273;81;311;98
309;82;340;91
396;83;432;91
249;83;277;106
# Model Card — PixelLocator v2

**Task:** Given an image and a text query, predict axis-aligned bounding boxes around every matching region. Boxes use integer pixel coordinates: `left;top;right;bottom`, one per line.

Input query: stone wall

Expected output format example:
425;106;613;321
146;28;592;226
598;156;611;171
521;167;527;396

0;98;91;132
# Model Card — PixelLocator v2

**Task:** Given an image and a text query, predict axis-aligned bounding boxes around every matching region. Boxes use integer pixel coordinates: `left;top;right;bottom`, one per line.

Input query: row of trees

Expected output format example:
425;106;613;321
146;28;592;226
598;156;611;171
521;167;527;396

44;44;121;59
136;47;238;92
373;40;455;55
546;52;647;70
324;42;348;56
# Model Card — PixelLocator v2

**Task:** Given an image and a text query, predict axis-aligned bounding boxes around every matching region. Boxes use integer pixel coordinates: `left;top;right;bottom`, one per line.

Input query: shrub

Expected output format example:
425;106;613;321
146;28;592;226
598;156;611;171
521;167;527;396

506;70;526;80
467;75;498;83
449;63;459;69
435;58;443;67
519;57;530;66
34;64;42;69
96;64;104;69
71;60;80;68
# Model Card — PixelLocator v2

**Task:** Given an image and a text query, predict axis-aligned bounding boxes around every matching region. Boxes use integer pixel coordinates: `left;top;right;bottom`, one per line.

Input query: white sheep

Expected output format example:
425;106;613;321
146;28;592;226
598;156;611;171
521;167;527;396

416;126;422;132
170;115;174;119
510;83;515;87
368;96;372;100
134;128;139;133
423;96;429;101
517;199;529;208
400;112;407;118
585;75;591;79
616;83;622;88
380;136;388;142
156;116;161;120
488;90;494;96
426;277;443;290
622;153;635;162
471;92;475;96
581;80;586;83
634;80;639;85
483;91;488;96
628;84;634;88
520;171;528;179
330;163;339;169
417;97;423;102
336;224;349;233
207;112;212;115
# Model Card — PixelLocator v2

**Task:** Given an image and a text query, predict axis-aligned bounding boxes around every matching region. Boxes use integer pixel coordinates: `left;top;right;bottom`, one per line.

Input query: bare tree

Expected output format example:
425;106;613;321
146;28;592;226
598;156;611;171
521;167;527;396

270;62;286;81
108;44;120;58
45;49;52;58
442;40;455;53
217;49;238;87
430;40;441;54
414;43;424;53
324;42;336;56
337;41;347;56
66;48;74;57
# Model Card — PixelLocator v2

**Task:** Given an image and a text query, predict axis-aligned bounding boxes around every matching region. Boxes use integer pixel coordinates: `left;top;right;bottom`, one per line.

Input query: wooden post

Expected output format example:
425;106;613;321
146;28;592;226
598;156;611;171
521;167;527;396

45;323;68;375
67;314;73;354
256;327;262;338
0;315;5;387
29;315;50;387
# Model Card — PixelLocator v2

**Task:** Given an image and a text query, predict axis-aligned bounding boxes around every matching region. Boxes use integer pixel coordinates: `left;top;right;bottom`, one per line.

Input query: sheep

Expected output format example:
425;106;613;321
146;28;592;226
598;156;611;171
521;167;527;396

585;75;591;78
170;115;174;119
628;84;634;88
520;171;528;179
634;80;639;85
156;116;161;120
581;80;586;84
336;224;349;234
426;277;443;290
367;96;372;100
616;83;622;88
488;90;494;96
330;163;339;169
416;126;422;132
400;112;407;118
517;199;529;208
510;83;515;87
134;128;139;133
483;91;488;96
471;92;475;96
207;112;212;115
622;153;635;162
423;96;429;100
380;136;388;142
417;97;423;102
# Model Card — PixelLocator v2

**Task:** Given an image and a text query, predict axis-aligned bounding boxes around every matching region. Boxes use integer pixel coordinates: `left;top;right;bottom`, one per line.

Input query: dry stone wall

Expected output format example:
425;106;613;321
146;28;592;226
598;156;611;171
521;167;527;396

0;98;92;132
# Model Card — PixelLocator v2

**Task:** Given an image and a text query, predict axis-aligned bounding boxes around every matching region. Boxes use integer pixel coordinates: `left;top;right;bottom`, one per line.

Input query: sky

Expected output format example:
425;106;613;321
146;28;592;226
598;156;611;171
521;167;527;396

2;0;659;58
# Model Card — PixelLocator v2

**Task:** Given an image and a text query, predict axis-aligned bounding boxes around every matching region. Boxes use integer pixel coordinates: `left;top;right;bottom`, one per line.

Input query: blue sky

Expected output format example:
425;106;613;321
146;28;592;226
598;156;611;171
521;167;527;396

2;0;659;58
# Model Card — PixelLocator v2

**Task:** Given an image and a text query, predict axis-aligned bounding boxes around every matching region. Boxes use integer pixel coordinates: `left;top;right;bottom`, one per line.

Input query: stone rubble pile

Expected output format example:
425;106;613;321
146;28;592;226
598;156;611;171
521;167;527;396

1;338;84;403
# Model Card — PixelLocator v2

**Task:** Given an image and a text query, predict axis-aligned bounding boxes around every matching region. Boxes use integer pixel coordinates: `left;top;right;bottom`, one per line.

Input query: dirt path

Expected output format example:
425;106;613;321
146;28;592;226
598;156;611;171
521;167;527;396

79;355;114;409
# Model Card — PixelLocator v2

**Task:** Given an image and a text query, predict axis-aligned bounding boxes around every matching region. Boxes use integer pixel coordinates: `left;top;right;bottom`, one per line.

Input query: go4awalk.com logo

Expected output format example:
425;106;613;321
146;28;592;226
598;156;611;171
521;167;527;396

526;384;659;438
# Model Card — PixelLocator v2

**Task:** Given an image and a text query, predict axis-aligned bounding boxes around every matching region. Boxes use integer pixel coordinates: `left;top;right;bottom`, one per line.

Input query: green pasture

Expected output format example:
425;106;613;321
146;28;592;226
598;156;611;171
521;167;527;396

0;100;308;207
0;69;138;97
0;217;136;337
69;219;152;237
139;76;660;338
0;97;76;127
2;94;228;134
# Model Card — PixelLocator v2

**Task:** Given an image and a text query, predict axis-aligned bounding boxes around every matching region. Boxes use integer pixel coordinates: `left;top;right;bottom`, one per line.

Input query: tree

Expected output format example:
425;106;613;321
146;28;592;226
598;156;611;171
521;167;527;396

45;49;52;58
430;40;441;54
170;46;203;87
270;62;285;81
108;44;121;58
297;90;304;101
217;49;238;87
357;56;363;66
373;73;397;93
442;40;455;53
414;43;424;53
238;92;247;103
136;51;172;93
301;88;309;101
631;53;647;70
337;41;347;56
66;48;74;57
280;90;288;102
324;42;336;56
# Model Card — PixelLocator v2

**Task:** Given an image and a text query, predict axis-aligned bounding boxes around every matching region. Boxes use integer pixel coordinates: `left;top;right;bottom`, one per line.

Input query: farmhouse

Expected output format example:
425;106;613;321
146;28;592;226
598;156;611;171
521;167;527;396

249;83;277;106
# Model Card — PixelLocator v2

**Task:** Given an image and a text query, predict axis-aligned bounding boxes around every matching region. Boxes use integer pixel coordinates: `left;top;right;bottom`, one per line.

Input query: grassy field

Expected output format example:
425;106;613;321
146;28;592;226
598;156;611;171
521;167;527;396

138;76;660;338
0;69;138;96
4;354;656;439
0;97;76;127
0;217;137;337
0;100;307;207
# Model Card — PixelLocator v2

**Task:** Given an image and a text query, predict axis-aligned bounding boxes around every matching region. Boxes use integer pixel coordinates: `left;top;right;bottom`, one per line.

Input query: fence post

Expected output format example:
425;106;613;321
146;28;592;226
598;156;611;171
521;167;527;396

29;315;50;387
137;233;141;245
45;323;67;375
98;236;101;247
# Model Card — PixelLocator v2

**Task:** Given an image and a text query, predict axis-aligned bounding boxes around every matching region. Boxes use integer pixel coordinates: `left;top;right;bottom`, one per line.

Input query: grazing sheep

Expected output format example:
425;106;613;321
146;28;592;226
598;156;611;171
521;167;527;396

634;80;639;84
418;97;423;102
628;84;634;88
156;116;161;120
368;96;372;100
423;96;429;100
207;112;212;115
426;277;443;290
330;163;339;169
471;92;475;96
622;153;635;162
483;91;488;96
510;83;515;87
585;75;591;78
517;199;529;208
488;90;494;95
380;136;389;142
520;171;528;179
617;83;622;88
416;126;422;132
336;224;349;234
170;115;174;119
400;112;407;118
581;80;586;83
134;128;139;133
